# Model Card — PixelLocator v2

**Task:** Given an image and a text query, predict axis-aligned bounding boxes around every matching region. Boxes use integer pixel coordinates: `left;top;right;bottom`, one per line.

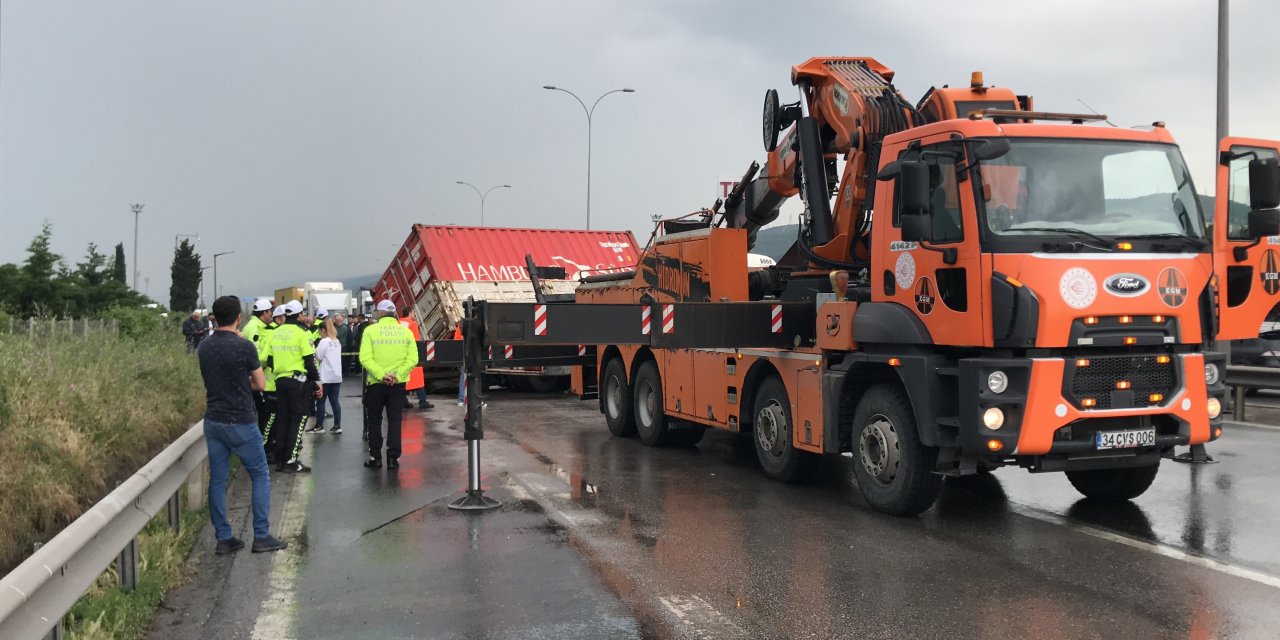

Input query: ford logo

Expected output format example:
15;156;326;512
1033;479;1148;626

1105;274;1148;296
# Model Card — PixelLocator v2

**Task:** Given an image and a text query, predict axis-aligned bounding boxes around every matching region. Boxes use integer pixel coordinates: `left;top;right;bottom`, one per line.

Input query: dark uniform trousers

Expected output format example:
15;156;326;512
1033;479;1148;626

364;382;406;461
257;391;279;458
274;378;310;464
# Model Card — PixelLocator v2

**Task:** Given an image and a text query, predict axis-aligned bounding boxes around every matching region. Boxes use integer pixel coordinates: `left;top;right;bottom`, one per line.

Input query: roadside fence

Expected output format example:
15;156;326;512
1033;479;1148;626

0;422;207;640
1;317;119;338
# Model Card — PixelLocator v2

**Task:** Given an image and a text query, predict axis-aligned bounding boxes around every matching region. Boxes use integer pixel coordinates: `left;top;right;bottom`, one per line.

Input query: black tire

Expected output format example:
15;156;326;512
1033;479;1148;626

751;376;813;483
601;358;636;437
1066;464;1159;501
632;361;672;446
527;376;560;393
669;426;707;447
850;384;943;516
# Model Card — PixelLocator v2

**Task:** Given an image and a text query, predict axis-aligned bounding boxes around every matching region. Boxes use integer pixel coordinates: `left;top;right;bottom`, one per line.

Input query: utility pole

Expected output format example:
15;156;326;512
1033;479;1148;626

212;251;234;303
130;203;145;290
1217;0;1229;146
199;266;212;310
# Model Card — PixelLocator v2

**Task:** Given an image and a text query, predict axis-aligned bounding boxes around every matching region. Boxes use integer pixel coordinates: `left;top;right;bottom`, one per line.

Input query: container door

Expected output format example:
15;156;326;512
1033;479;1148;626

1214;137;1280;341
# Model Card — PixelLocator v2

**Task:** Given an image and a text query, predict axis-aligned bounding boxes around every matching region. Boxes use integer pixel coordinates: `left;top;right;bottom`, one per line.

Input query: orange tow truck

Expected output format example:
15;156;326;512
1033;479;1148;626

479;57;1280;515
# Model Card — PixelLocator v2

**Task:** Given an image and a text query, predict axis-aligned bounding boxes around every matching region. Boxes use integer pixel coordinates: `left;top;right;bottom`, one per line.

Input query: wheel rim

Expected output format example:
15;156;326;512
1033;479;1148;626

756;400;784;456
605;374;622;419
859;414;901;486
638;380;656;427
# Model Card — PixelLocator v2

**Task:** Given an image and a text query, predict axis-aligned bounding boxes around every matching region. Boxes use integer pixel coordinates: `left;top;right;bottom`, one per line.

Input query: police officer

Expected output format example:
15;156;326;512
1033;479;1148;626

262;300;321;473
312;309;328;344
258;305;286;462
359;300;418;470
242;299;274;444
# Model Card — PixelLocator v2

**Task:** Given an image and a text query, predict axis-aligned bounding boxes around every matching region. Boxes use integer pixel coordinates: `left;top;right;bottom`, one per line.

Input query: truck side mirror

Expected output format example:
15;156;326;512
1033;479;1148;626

1248;209;1280;239
898;161;933;243
1250;157;1280;210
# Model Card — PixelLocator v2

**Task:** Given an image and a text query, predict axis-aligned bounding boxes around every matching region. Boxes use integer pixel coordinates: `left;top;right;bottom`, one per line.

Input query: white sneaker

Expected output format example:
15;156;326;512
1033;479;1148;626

457;401;464;406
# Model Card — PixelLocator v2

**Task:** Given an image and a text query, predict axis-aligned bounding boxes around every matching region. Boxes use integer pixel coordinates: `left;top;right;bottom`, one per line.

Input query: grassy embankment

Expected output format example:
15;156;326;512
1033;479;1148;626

0;311;207;638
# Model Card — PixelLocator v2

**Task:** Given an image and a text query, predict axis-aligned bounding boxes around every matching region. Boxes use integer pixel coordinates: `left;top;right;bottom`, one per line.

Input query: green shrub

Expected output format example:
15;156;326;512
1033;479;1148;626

0;331;203;572
102;306;171;339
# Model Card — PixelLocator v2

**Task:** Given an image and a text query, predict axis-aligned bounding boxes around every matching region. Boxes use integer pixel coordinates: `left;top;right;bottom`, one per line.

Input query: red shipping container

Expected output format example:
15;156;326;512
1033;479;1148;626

373;225;640;338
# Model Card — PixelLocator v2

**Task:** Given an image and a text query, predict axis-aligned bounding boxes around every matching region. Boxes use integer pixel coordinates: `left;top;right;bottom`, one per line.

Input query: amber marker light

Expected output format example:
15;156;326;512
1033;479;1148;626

1083;316;1099;325
1152;315;1166;323
1215;427;1224;438
986;439;1003;451
1081;398;1097;408
1149;393;1164;403
1005;276;1024;288
1124;337;1138;345
1156;355;1171;364
1119;315;1133;324
1076;358;1091;367
888;357;902;367
1116;380;1132;390
1117;241;1134;251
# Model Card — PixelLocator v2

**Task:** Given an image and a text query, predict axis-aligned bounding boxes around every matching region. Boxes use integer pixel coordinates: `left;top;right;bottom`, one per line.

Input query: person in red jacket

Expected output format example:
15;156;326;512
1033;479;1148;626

399;307;432;410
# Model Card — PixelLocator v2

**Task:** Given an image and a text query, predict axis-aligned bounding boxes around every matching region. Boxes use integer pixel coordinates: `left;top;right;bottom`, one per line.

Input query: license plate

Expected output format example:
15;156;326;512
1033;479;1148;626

1095;428;1156;450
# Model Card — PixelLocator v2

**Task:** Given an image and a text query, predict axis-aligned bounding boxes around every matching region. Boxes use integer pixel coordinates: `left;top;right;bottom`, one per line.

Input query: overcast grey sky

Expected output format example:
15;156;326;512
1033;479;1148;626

2;0;1278;300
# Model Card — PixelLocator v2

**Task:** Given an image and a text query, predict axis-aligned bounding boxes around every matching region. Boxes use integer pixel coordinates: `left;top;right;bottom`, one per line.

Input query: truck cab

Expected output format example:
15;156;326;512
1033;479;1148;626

864;116;1280;478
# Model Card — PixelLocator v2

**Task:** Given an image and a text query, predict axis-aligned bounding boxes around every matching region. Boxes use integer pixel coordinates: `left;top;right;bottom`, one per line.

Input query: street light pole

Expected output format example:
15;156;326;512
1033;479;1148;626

130;203;145;290
1217;0;1229;145
543;86;635;230
454;182;511;226
212;251;234;303
199;266;212;310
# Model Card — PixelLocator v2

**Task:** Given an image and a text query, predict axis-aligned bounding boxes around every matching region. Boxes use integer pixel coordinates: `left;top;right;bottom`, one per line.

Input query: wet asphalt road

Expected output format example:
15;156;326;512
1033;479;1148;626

165;382;1280;639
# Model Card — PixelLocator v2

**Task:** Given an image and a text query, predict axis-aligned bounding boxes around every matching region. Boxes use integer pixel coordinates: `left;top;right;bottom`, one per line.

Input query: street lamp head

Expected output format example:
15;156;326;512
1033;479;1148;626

130;203;145;214
501;184;511;188
455;181;465;185
543;85;557;90
622;88;636;93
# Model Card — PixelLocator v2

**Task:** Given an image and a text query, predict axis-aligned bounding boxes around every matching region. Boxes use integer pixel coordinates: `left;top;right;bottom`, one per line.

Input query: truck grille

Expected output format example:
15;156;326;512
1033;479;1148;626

1066;355;1178;410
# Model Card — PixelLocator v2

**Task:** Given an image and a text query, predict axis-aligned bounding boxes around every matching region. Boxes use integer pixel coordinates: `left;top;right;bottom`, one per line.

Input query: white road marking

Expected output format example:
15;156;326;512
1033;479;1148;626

1011;504;1280;590
657;594;749;638
250;471;311;640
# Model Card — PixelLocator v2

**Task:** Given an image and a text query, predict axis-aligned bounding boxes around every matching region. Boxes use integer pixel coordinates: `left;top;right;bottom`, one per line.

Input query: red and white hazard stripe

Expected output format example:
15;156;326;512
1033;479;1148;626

425;340;436;362
662;304;674;334
641;306;651;335
578;344;587;357
487;345;493;359
533;304;547;336
504;345;514;359
771;304;782;334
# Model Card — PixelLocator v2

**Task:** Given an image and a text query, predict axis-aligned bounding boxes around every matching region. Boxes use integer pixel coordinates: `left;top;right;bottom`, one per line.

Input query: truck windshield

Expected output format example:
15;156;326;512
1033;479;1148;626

978;139;1205;243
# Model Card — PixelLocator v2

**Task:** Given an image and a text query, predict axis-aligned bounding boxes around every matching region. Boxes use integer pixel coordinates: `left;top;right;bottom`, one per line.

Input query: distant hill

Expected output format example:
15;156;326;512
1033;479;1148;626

752;224;799;260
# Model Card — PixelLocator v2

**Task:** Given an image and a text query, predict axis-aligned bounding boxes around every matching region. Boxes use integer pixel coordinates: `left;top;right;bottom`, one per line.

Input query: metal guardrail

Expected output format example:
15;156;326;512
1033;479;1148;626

1226;365;1280;422
0;422;207;640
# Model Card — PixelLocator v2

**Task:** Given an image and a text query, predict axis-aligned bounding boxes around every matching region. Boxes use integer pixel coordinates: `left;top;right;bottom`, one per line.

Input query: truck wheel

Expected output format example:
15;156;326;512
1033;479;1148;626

1066;465;1159;501
669;426;706;447
632;361;672;446
851;384;942;516
602;358;636;437
752;376;812;483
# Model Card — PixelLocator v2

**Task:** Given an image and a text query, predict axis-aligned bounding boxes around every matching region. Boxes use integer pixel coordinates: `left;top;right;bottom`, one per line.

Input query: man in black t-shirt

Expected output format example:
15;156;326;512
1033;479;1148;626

197;296;288;555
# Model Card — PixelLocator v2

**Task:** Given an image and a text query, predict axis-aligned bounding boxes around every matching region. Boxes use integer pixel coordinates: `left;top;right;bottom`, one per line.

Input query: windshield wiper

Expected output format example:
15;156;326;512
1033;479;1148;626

1006;227;1115;251
1122;233;1209;249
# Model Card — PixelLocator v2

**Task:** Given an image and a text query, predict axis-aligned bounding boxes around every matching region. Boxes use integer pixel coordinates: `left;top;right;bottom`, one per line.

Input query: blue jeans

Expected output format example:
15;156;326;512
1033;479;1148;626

316;382;342;427
204;419;271;541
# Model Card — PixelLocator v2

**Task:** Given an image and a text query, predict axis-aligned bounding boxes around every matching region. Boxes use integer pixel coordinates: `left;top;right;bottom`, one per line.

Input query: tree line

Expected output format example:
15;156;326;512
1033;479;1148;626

0;223;148;318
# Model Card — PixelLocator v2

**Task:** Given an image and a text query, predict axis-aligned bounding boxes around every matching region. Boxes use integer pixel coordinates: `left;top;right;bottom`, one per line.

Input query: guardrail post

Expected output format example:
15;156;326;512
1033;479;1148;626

118;537;139;590
1233;384;1246;422
166;491;182;531
43;618;63;640
186;458;207;510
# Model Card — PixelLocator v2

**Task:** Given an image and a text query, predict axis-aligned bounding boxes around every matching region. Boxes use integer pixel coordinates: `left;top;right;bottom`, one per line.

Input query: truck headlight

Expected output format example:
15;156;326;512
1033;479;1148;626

983;407;1005;430
987;370;1009;394
1207;397;1222;419
1205;363;1220;386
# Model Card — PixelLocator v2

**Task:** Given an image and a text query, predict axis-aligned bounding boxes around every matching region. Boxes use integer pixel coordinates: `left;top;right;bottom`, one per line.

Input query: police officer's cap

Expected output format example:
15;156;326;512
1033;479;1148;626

376;300;396;313
315;308;329;319
284;300;304;316
272;305;287;317
253;298;273;312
